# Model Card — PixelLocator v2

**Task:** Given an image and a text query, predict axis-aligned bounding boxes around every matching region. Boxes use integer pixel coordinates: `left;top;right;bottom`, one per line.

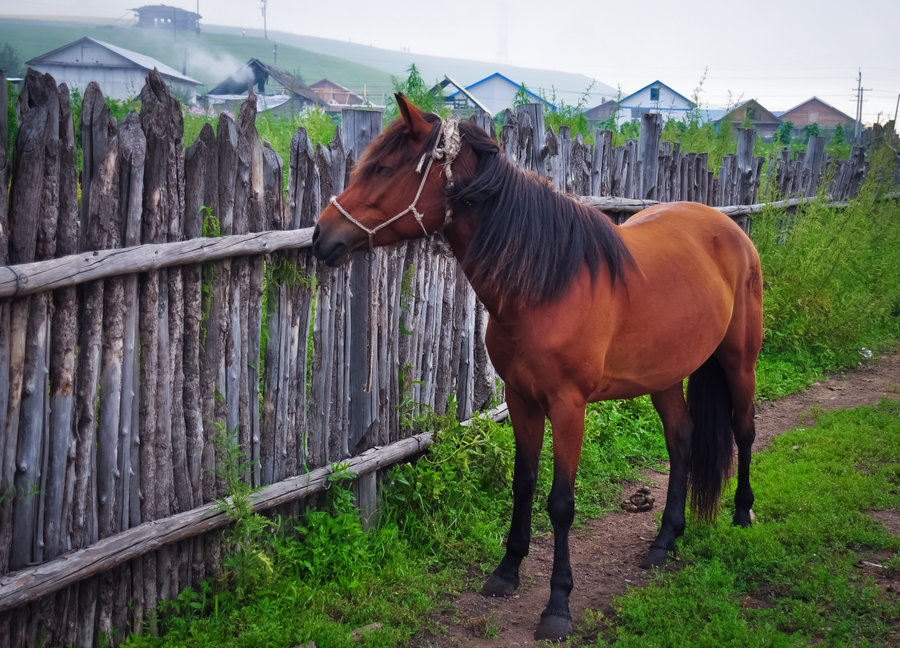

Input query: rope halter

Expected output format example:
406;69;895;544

329;117;462;252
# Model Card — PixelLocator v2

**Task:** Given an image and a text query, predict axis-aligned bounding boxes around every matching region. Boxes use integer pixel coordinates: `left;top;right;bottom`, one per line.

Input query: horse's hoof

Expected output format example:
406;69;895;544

534;613;572;641
639;546;670;569
481;571;518;597
732;509;755;528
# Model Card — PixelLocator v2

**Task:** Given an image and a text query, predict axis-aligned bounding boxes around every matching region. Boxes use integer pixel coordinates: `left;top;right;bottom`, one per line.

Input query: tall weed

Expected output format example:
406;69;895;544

752;144;900;375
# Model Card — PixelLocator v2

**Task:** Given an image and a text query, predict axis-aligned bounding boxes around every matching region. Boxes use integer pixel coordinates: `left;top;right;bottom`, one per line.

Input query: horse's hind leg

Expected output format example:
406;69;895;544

641;384;692;568
716;353;758;528
482;388;545;597
716;283;763;528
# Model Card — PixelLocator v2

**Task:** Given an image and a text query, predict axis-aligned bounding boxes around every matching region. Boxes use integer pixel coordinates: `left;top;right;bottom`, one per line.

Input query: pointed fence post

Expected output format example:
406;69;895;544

342;108;384;529
638;113;662;199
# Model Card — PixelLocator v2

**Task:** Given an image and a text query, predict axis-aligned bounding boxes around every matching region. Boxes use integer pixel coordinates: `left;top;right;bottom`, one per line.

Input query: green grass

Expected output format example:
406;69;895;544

592;399;900;647
120;396;669;648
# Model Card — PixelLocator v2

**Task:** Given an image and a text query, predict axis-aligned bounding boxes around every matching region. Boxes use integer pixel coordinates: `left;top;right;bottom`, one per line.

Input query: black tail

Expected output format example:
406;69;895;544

687;356;734;522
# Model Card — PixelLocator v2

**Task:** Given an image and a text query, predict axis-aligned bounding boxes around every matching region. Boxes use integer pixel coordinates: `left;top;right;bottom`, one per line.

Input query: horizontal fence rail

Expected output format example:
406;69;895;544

0;66;886;647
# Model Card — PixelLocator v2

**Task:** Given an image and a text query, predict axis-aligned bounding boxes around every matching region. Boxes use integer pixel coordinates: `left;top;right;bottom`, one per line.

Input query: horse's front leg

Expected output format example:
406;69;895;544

533;398;586;641
482;388;544;597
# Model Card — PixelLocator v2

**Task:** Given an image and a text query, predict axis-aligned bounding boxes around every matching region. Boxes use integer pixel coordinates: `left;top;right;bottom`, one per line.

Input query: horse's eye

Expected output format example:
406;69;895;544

376;165;394;177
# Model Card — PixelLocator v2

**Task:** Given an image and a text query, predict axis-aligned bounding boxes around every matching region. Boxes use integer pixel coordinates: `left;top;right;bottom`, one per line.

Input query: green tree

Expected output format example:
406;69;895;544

774;121;793;146
831;123;844;145
803;122;820;143
0;43;23;77
543;82;594;143
512;82;532;108
383;63;445;124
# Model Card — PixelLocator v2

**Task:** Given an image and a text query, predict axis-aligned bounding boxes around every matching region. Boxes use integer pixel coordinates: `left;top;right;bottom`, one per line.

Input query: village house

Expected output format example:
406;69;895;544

25;36;201;101
309;79;366;110
715;99;781;140
203;58;323;116
431;75;492;118
777;96;856;139
444;72;555;116
617;80;694;124
133;4;201;32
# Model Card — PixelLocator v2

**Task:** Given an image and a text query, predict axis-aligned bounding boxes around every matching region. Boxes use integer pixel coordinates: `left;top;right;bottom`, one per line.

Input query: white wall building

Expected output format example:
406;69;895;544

446;72;555;116
617;80;695;125
26;37;201;102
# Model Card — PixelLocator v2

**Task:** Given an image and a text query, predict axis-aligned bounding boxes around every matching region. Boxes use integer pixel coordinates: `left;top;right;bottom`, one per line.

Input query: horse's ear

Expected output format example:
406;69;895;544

395;93;430;138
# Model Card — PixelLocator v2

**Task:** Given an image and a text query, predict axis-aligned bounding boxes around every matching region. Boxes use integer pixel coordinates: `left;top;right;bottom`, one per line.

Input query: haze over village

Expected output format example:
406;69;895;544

2;0;898;132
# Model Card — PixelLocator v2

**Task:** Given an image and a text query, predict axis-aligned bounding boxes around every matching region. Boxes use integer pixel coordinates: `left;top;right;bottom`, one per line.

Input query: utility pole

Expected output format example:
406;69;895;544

261;0;268;39
852;68;872;140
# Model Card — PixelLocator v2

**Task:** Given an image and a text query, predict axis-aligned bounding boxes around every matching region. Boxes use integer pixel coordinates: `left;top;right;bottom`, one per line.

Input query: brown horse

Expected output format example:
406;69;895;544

312;95;763;641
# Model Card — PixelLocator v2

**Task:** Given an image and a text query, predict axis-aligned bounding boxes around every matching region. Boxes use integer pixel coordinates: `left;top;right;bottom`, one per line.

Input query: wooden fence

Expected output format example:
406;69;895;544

0;67;874;648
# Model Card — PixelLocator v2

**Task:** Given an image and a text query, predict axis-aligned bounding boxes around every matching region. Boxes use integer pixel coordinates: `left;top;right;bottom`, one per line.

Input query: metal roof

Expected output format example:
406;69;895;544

207;58;321;106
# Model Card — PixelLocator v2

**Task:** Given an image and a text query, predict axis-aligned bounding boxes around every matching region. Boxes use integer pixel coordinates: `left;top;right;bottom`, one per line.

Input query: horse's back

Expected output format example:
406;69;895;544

619;201;760;288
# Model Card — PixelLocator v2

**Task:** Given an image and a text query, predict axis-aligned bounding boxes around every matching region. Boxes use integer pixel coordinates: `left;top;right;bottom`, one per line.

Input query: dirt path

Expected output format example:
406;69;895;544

420;354;900;647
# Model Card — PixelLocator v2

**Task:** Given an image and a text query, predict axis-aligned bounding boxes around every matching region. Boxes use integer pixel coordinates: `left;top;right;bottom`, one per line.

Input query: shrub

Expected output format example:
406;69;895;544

752;144;900;371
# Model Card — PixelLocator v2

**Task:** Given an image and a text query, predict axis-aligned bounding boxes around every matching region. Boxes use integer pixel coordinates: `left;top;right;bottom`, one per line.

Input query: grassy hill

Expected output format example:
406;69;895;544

207;25;617;108
0;16;615;109
0;17;395;96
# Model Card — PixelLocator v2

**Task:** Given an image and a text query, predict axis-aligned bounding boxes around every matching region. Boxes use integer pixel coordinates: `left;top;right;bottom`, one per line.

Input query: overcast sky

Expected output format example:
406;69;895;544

12;0;900;124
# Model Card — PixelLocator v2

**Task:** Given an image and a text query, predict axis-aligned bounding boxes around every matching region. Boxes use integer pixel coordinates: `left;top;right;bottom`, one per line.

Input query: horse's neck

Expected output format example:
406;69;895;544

442;209;507;316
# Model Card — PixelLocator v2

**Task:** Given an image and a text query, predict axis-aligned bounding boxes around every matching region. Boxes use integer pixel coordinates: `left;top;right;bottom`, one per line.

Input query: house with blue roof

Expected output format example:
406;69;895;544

445;72;556;117
588;80;695;126
620;80;695;123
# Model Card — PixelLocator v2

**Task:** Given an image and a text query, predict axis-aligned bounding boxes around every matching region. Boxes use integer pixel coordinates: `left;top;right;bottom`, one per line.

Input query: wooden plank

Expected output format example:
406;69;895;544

514;103;545;175
498;110;519;166
0;68;9;579
638;113;661;199
735;128;756;206
8;70;62;571
96;137;123;541
182;122;212;507
343;109;383;462
803;136;826;197
233;96;264;486
118;113;144;539
43;82;77;564
570;133;591;196
0;228;315;300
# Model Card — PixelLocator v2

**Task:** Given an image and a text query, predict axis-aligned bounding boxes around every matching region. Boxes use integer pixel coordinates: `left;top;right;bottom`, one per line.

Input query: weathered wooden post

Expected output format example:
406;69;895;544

638;112;662;200
342;108;383;528
515;102;545;176
591;129;613;196
735;127;757;207
7;69;62;573
803;136;826;197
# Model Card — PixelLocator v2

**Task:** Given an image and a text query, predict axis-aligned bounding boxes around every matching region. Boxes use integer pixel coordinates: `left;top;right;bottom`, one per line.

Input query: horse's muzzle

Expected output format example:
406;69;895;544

311;225;349;267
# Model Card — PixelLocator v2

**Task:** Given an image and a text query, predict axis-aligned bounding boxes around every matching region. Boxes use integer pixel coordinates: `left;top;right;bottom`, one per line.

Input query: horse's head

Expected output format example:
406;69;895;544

312;94;458;266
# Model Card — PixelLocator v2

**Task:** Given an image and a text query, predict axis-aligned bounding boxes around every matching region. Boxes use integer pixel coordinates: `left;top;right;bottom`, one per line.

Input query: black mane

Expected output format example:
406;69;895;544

449;121;634;306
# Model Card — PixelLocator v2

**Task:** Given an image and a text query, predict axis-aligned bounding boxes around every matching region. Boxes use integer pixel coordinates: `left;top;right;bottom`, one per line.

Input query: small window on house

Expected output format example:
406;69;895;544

746;106;756;121
650;87;660;102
